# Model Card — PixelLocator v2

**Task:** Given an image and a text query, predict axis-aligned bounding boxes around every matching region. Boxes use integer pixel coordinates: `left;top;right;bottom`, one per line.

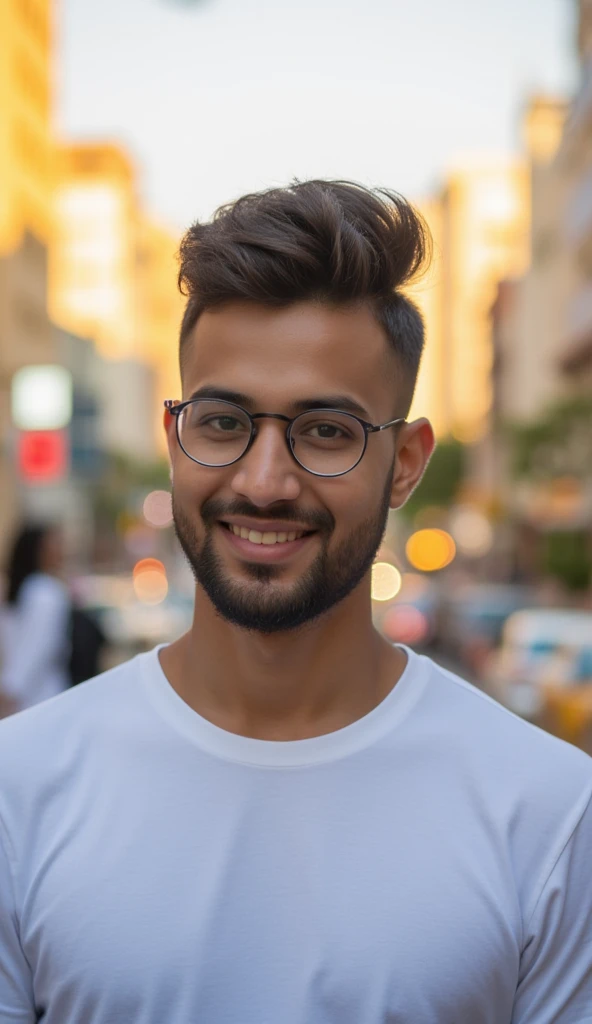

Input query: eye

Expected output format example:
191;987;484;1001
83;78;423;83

199;415;246;432
308;423;347;439
212;416;243;431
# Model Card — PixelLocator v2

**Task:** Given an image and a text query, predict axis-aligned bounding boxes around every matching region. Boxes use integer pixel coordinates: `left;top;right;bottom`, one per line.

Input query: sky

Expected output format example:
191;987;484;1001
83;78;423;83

56;0;576;231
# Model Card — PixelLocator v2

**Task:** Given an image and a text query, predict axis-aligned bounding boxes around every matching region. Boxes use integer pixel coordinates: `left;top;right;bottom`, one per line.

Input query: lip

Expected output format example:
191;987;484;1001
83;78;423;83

221;517;315;534
218;522;316;562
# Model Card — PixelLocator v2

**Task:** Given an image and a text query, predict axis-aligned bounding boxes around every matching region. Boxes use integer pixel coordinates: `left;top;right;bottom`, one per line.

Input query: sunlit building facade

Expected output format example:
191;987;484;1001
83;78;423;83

439;162;530;443
51;143;183;456
407;197;448;438
494;97;570;424
409;164;529;444
0;0;53;254
0;0;55;546
556;0;592;392
136;216;184;436
50;144;139;361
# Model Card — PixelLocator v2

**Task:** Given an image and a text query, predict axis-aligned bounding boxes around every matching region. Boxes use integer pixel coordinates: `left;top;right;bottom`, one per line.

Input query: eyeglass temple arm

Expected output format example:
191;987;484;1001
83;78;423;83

368;417;406;433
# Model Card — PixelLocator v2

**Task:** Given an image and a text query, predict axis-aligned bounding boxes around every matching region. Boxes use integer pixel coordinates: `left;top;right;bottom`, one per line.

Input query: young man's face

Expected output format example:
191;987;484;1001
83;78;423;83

166;300;433;633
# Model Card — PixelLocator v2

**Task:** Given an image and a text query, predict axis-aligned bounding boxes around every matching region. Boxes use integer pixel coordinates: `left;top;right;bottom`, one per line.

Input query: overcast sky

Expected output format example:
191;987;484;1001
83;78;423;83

56;0;576;231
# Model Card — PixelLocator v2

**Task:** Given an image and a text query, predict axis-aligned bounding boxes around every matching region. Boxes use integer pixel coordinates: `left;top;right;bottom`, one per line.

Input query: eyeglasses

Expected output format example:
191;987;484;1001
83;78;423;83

165;398;405;478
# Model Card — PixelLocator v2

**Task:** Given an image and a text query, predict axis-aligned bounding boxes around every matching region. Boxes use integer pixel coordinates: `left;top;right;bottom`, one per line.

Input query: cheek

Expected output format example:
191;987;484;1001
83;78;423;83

323;479;372;534
172;462;217;512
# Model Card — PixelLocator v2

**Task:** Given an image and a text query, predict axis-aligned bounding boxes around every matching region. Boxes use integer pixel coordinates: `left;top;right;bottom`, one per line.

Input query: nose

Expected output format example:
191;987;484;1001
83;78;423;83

229;421;302;507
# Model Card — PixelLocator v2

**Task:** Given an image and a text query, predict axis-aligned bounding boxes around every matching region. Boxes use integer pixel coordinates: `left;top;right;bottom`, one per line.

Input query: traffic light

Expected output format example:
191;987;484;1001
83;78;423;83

18;430;69;483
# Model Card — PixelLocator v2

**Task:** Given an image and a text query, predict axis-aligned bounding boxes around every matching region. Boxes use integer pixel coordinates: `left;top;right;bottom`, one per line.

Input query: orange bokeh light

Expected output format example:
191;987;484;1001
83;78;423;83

405;529;456;572
133;558;165;579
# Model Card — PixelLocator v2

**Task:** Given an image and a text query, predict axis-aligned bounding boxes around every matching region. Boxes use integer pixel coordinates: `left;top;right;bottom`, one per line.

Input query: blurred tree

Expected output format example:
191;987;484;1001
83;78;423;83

542;530;592;592
401;439;465;521
93;452;170;534
508;397;592;482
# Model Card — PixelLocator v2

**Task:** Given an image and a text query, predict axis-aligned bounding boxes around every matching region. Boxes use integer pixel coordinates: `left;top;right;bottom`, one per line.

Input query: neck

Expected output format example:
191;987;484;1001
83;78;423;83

159;580;407;741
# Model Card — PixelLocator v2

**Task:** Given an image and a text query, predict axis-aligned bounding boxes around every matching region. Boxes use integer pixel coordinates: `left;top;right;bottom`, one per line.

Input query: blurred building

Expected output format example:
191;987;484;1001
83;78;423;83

50;144;138;361
556;0;592;392
95;357;157;464
0;0;53;254
491;98;570;427
407;198;448;438
50;143;181;455
0;0;55;546
136;216;183;408
411;163;530;443
440;162;530;443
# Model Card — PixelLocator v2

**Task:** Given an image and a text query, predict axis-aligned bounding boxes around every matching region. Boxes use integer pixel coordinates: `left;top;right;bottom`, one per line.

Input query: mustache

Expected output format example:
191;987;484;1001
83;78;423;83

200;497;334;534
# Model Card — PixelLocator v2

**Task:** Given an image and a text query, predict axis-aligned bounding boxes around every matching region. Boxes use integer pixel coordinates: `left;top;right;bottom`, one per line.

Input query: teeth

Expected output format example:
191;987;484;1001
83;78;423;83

228;525;304;545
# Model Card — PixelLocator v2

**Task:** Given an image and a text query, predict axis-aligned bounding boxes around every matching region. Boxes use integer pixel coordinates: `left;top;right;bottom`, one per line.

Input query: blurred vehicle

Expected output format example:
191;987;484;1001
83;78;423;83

441;584;538;676
486;609;592;747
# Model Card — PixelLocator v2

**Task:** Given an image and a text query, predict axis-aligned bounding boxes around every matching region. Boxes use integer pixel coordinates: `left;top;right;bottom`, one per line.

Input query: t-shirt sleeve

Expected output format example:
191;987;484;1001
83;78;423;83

0;824;35;1022
512;786;592;1023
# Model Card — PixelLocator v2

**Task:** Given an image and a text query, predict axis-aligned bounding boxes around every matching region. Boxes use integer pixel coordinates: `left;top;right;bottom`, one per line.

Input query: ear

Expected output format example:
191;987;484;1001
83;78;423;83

163;406;177;469
389;418;436;510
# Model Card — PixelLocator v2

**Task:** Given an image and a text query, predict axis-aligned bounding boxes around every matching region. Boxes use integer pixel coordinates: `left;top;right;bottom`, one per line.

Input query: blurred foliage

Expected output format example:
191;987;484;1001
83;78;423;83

542;530;592;592
507;397;592;481
401;439;465;520
93;452;170;529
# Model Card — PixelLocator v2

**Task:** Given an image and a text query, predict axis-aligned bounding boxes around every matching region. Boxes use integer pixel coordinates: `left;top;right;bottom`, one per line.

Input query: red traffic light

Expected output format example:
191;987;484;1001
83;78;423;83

18;430;68;482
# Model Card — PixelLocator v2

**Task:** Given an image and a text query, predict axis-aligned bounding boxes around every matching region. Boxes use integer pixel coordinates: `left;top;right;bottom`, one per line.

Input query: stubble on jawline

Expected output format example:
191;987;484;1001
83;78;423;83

171;472;393;634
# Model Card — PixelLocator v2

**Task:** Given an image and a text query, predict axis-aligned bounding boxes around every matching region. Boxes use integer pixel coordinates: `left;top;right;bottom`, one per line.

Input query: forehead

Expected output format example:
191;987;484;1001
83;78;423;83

182;301;401;414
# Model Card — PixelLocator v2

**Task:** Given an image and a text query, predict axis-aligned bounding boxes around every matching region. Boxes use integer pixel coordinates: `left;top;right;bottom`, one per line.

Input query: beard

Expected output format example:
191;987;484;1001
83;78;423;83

172;471;394;635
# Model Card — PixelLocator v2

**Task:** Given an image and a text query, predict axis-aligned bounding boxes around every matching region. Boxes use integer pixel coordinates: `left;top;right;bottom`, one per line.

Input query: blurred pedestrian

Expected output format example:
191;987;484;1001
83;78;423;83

0;524;71;715
0;181;590;1023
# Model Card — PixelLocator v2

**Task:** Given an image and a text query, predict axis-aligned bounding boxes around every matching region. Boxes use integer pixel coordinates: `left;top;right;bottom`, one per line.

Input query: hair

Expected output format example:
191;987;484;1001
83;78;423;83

4;524;51;606
177;179;431;405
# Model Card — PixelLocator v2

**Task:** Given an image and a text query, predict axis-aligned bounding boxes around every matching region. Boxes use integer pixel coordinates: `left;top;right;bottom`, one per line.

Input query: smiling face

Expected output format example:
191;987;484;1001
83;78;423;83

167;299;429;634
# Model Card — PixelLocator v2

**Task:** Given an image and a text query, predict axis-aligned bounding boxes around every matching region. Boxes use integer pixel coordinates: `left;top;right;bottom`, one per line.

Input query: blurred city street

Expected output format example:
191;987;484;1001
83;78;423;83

1;0;591;753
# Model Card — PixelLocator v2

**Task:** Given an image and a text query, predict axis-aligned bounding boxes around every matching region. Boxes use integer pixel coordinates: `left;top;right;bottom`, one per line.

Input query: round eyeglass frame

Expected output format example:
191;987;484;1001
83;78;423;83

165;398;406;478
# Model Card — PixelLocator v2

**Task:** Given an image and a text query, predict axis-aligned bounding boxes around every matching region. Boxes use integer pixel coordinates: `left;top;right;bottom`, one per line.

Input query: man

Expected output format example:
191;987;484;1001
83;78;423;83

0;181;591;1023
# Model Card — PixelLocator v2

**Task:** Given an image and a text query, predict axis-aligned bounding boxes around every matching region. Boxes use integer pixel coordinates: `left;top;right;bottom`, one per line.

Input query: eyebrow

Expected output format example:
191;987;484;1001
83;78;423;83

187;386;371;420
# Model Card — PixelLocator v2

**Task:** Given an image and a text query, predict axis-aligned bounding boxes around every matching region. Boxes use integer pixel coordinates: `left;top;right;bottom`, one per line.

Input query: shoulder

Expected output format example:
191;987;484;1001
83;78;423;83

0;652;150;779
416;649;592;806
19;573;70;607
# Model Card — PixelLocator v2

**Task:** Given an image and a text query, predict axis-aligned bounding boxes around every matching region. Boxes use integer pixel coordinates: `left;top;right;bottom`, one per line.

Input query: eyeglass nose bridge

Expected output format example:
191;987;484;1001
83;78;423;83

246;411;296;461
250;412;292;425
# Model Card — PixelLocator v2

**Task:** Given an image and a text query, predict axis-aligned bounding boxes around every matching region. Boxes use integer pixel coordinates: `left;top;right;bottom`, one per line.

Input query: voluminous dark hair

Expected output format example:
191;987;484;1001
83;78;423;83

178;179;431;396
4;524;49;605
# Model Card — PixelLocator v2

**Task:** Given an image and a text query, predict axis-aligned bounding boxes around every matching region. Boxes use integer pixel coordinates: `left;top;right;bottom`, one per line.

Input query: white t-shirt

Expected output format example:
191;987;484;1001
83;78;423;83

1;644;591;1024
0;573;70;711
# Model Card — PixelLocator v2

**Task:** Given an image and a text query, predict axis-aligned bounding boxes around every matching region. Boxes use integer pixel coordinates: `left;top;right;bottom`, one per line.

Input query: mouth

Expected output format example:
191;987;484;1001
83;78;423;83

218;520;318;561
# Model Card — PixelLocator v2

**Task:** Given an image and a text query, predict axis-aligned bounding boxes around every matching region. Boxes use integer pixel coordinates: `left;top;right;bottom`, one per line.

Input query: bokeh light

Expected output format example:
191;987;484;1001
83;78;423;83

133;558;168;604
405;529;456;572
133;558;165;578
381;604;429;645
143;490;173;528
371;562;402;602
449;506;494;557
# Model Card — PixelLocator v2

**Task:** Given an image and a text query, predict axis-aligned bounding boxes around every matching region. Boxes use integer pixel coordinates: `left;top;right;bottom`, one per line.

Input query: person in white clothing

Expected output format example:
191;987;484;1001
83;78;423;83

0;181;591;1024
0;524;70;715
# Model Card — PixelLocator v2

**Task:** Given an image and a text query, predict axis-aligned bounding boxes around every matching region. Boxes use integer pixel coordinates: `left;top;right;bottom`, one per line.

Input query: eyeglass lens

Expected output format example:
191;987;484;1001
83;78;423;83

178;399;366;475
